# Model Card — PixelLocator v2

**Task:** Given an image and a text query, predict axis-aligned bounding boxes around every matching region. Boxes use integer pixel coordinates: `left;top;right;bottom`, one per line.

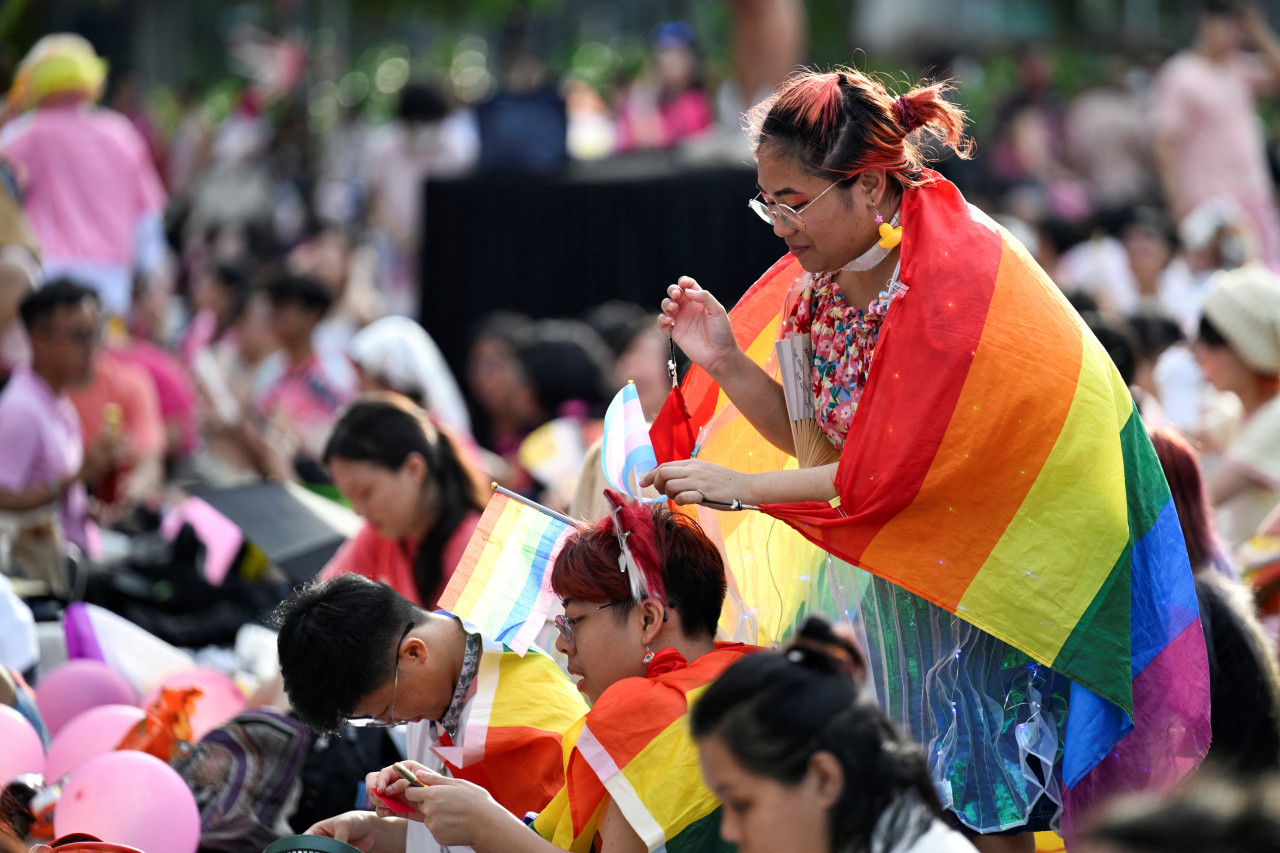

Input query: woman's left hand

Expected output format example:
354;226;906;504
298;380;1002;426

640;460;756;507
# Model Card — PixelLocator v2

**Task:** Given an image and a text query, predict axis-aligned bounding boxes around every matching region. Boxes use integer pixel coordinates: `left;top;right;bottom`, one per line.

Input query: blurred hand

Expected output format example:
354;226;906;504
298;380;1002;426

79;431;128;485
1238;3;1270;34
658;277;740;377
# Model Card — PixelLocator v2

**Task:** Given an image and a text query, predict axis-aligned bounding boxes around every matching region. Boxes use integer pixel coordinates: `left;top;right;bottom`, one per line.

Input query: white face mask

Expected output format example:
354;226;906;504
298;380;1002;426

837;210;901;273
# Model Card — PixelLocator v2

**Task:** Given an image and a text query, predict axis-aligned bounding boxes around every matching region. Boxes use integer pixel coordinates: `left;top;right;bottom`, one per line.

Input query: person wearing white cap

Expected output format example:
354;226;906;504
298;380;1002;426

1195;264;1280;543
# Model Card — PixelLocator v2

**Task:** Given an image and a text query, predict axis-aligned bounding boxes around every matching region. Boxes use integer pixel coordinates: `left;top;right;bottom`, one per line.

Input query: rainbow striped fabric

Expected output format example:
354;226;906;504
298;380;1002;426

438;489;576;655
655;174;1211;835
421;631;587;818
532;644;752;853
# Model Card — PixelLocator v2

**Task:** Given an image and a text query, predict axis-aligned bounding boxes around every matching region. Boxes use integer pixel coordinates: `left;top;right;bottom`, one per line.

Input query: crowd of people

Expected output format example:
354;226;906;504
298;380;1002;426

3;0;1280;851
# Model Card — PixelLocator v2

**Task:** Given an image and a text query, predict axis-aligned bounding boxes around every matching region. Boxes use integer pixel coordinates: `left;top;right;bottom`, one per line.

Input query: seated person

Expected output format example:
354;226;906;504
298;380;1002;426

691;617;977;853
276;574;587;851
1195;266;1280;544
0;281;122;557
66;340;166;513
236;273;355;480
317;396;486;608
347;315;472;436
336;492;759;852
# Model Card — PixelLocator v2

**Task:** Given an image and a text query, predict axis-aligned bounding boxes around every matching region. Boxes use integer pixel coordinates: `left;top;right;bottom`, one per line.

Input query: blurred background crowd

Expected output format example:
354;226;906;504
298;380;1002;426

2;0;1279;529
4;0;1280;848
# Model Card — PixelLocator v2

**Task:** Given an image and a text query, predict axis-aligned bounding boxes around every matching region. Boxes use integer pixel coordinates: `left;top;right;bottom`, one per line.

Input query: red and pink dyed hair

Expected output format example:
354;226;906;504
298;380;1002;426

746;67;972;189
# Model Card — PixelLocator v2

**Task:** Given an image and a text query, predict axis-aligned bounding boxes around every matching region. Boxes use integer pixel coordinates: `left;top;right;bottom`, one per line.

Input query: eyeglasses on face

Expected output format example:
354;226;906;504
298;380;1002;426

554;600;626;644
748;180;840;231
347;622;414;728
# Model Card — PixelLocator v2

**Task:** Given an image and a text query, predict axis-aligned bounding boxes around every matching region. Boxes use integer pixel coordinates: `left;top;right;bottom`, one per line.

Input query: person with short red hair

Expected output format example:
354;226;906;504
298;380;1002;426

345;493;760;853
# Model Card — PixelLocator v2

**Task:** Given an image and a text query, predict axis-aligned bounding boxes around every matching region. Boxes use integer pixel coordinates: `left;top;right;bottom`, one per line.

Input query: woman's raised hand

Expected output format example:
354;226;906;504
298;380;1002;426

659;276;740;378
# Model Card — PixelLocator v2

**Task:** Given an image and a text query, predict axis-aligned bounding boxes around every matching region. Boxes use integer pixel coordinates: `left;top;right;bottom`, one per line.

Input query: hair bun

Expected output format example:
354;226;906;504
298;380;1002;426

894;94;923;133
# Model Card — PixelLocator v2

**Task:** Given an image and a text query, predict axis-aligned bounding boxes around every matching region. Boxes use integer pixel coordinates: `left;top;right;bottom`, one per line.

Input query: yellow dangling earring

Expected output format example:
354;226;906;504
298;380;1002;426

875;208;902;250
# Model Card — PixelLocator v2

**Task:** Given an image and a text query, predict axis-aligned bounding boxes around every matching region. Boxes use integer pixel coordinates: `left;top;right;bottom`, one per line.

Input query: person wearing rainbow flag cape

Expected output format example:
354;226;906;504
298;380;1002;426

640;68;1210;849
277;574;587;853
370;492;759;853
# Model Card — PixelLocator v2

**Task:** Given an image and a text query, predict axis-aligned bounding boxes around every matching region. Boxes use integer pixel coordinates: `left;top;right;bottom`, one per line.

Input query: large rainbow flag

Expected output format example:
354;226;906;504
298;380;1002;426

438;486;580;655
532;644;753;853
652;173;1210;836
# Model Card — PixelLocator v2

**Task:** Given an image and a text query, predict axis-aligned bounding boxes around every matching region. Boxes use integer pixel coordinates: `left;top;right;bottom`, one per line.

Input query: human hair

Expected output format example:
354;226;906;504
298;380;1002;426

1085;771;1280;853
1200;0;1243;19
1198;314;1230;349
691;618;940;853
19;278;99;332
397;82;450;124
580;300;651;359
273;574;423;733
323;396;486;604
551;502;726;638
746;67;973;192
212;260;253;331
1148;427;1231;577
262;273;333;316
518;319;614;418
1083;310;1140;387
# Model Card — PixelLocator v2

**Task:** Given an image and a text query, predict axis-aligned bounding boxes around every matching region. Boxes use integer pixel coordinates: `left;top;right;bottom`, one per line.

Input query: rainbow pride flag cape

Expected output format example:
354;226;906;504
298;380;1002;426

438;486;581;655
653;174;1210;836
411;629;588;820
532;644;754;852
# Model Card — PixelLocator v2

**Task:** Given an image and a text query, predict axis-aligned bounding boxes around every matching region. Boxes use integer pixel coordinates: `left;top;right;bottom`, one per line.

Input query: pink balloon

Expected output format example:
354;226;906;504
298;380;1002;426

141;667;245;740
55;750;200;853
44;704;148;782
36;659;138;736
0;704;44;785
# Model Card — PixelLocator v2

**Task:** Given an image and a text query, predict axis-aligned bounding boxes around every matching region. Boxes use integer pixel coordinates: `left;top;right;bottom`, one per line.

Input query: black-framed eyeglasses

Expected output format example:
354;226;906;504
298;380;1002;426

748;181;840;231
348;622;413;728
555;601;625;644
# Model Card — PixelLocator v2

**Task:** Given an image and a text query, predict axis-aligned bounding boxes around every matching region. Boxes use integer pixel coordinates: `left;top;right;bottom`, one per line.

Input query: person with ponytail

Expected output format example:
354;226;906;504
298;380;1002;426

692;617;976;853
318;394;487;608
352;493;760;853
643;66;1209;850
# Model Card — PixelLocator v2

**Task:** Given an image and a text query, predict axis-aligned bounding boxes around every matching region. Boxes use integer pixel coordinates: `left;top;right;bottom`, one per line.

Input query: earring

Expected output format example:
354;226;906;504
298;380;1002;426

874;206;902;250
643;646;655;664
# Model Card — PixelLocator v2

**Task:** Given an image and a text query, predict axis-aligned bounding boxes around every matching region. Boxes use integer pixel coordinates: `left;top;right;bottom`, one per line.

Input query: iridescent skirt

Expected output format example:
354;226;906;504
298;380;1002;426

831;563;1070;834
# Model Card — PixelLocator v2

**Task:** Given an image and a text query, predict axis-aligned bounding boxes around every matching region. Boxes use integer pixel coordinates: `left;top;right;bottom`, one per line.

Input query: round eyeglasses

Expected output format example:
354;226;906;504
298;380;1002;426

748;181;840;231
347;622;413;728
554;601;626;645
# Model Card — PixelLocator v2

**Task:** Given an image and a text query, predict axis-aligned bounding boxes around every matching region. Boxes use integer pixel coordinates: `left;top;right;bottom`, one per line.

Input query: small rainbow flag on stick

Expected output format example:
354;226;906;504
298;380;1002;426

438;484;584;655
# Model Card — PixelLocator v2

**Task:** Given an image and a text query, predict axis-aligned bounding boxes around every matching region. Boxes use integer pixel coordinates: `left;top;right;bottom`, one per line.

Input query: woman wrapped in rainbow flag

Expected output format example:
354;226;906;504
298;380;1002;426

640;67;1210;848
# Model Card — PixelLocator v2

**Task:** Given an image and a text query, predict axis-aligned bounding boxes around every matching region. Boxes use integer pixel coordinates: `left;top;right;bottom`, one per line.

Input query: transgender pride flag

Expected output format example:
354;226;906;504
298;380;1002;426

602;380;658;500
438;485;582;655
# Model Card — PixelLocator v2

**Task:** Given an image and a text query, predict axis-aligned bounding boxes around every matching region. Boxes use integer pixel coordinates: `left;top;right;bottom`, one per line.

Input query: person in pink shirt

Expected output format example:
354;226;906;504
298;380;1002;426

615;22;713;152
0;34;168;323
318;396;485;608
241;274;355;480
1152;1;1280;268
0;281;122;553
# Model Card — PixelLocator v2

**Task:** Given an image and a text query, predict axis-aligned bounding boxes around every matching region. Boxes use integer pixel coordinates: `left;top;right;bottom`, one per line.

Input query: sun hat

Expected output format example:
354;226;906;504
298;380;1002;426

1201;264;1280;376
